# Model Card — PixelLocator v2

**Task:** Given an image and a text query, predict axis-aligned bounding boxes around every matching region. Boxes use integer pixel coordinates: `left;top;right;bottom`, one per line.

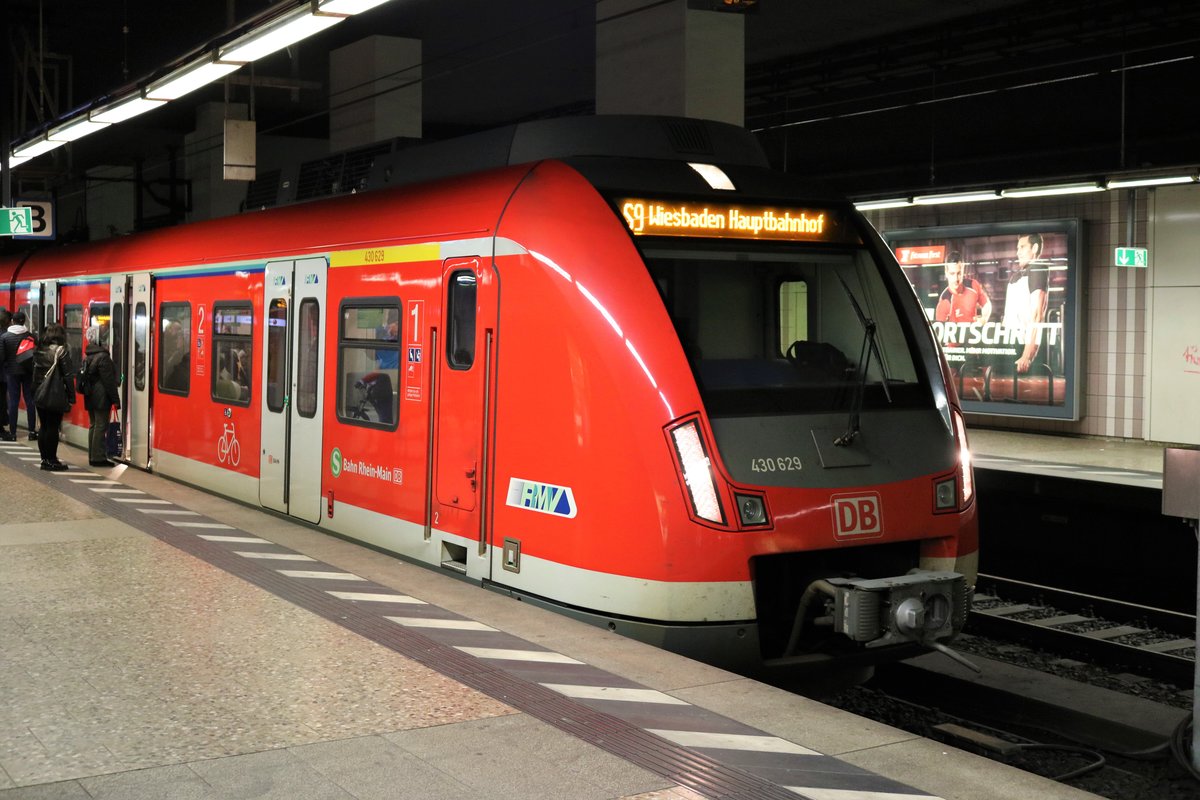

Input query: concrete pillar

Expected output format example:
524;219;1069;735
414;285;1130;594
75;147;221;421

329;36;422;152
185;102;251;223
596;0;744;127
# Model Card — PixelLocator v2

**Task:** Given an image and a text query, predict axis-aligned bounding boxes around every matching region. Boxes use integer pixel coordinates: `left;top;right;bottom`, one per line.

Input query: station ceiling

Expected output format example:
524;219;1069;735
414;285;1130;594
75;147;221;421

6;0;1200;196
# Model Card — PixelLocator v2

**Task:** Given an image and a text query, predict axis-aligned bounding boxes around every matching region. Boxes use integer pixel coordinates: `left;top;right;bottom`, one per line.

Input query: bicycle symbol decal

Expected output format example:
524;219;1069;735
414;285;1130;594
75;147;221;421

217;421;241;467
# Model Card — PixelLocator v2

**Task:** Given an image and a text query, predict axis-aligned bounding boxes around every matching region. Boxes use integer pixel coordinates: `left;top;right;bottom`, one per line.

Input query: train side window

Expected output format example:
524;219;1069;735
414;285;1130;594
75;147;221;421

296;299;320;418
31;305;42;334
134;303;147;391
45;305;54;328
447;271;477;369
158;302;191;396
265;299;288;413
64;305;84;367
212;303;253;407
112;303;125;383
778;280;809;354
337;300;400;430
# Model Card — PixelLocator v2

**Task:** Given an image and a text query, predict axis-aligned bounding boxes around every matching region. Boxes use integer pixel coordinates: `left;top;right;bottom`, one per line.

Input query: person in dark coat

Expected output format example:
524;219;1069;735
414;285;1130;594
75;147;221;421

0;310;38;441
0;308;10;434
81;325;121;466
31;323;74;471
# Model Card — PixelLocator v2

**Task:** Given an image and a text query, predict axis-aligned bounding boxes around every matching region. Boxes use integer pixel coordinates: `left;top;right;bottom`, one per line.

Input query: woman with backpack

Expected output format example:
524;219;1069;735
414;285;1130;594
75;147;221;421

81;325;121;467
31;323;74;471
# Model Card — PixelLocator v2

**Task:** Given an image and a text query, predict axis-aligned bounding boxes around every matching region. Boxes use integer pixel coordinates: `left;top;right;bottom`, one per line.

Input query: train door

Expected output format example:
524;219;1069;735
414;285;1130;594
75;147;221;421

260;258;327;522
108;277;128;458
434;258;497;563
31;280;57;331
127;274;153;468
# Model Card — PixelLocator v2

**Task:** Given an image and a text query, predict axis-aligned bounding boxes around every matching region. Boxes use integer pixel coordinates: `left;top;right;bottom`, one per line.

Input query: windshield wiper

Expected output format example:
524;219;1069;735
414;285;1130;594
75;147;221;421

834;274;892;447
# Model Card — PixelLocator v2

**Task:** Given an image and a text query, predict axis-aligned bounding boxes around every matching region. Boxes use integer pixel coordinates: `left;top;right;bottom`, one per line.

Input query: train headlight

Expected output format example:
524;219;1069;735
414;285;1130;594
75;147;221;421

669;419;725;525
952;406;974;507
735;493;769;527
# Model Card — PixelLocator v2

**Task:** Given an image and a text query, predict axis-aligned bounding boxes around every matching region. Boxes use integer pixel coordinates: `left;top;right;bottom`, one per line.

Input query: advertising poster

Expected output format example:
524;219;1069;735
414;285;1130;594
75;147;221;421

886;220;1082;420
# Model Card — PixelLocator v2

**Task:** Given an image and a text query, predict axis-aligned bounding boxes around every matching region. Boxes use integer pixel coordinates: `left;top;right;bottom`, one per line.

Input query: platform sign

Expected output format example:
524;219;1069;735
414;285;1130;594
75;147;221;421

1115;247;1148;268
0;207;32;236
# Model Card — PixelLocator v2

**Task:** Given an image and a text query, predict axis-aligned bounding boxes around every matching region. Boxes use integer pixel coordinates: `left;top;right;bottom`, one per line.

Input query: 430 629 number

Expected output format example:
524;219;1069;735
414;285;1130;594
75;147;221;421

750;456;802;472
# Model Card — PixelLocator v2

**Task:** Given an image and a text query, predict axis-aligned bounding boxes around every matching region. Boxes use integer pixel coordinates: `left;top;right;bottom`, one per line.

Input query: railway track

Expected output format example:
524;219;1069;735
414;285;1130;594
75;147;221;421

967;574;1196;686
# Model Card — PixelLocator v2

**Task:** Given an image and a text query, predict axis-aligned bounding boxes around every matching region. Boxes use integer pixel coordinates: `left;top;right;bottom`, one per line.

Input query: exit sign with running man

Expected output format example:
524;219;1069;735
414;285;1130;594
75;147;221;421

1115;247;1148;268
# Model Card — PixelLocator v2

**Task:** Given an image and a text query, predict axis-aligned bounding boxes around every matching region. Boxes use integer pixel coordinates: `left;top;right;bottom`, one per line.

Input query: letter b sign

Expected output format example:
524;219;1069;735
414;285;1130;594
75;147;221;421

831;493;883;539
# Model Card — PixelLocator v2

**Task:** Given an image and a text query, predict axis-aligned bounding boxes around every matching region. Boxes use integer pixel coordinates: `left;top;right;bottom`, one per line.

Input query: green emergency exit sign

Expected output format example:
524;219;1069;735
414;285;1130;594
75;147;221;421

0;207;33;236
1115;247;1148;268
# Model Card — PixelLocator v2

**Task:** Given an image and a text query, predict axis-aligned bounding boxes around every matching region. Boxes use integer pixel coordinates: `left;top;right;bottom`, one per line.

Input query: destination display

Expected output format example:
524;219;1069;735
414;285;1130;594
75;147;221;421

616;198;854;242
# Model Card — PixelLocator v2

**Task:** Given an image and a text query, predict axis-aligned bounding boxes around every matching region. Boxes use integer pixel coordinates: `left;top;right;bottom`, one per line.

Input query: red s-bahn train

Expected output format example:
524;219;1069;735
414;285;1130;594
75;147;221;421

0;116;977;677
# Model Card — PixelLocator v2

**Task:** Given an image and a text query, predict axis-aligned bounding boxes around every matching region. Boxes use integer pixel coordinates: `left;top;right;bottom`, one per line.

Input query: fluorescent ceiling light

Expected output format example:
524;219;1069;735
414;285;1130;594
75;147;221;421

13;137;67;159
6;153;32;168
688;162;735;191
855;198;912;210
1106;174;1196;189
48;117;111;142
146;58;241;100
318;0;393;13
912;190;1000;205
1001;182;1104;198
91;95;167;123
220;11;344;63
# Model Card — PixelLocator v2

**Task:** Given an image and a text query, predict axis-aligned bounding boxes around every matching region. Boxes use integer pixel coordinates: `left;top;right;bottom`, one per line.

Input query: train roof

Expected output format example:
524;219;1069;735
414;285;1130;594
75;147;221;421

2;116;846;285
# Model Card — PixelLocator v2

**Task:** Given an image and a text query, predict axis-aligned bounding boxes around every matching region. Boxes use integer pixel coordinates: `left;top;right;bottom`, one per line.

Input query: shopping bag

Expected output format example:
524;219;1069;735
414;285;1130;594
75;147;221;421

105;411;122;458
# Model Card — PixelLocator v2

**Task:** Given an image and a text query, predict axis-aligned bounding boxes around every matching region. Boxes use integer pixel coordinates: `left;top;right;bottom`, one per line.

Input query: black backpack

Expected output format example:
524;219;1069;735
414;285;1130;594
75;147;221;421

77;358;94;396
14;335;36;377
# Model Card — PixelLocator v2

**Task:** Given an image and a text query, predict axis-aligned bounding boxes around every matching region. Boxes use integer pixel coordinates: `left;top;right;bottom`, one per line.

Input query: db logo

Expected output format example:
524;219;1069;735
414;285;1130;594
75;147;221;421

831;492;883;539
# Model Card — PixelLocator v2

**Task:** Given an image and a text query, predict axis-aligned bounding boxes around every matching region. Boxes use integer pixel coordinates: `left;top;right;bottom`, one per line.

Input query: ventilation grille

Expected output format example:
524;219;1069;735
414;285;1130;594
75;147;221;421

295;143;393;201
244;169;281;209
663;119;713;155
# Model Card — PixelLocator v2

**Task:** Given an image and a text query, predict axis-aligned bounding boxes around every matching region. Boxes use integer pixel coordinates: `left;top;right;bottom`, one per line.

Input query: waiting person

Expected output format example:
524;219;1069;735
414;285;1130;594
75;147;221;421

81;325;121;467
31;323;74;471
0;308;10;434
0;310;38;440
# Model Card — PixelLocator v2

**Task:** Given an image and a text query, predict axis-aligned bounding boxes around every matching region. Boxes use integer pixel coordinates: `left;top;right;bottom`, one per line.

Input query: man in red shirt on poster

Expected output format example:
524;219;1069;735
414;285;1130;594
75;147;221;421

935;252;992;324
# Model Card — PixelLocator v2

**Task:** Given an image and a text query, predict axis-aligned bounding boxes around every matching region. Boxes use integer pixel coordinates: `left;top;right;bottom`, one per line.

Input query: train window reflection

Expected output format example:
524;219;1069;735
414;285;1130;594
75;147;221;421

266;299;288;413
297;300;319;418
447;271;476;369
213;303;253;407
112;304;124;384
64;305;84;368
134;303;147;392
645;247;924;416
337;300;400;430
158;302;191;396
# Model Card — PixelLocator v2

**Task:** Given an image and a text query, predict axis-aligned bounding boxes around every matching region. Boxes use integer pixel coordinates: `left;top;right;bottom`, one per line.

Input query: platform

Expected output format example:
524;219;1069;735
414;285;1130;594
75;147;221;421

967;427;1166;489
0;440;1101;800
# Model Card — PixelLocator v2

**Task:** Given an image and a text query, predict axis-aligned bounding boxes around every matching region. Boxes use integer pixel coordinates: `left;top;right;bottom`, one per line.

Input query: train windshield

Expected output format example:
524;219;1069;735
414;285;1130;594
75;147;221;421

644;245;926;416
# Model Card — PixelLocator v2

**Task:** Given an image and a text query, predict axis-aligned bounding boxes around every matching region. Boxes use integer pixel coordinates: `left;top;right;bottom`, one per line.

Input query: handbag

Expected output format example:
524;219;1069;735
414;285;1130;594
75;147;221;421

105;408;123;458
33;346;72;414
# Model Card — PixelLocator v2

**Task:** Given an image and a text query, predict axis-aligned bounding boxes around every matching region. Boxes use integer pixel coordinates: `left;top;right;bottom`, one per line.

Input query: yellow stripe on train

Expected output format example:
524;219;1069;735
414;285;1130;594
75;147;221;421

331;243;441;268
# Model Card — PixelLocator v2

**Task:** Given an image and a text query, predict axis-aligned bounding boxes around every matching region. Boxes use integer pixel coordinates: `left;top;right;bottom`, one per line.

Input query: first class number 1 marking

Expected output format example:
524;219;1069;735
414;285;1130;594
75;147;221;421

751;456;802;473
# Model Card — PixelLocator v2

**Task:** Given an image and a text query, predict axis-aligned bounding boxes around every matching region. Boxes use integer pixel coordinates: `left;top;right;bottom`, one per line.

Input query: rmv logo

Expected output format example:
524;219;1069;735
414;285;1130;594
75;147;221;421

506;478;578;519
831;492;883;539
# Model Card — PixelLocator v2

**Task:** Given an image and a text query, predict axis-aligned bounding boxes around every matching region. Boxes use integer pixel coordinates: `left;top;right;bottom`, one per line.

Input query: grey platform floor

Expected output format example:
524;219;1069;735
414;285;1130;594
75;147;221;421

0;439;1102;800
968;427;1171;489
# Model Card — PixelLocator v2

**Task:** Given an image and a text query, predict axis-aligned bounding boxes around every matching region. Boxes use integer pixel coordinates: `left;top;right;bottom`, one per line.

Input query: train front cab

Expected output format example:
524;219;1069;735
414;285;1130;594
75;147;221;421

486;159;978;675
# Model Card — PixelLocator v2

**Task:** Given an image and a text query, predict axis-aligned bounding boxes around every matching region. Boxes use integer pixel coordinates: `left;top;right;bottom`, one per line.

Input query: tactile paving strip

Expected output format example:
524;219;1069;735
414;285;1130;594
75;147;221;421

5;444;940;800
